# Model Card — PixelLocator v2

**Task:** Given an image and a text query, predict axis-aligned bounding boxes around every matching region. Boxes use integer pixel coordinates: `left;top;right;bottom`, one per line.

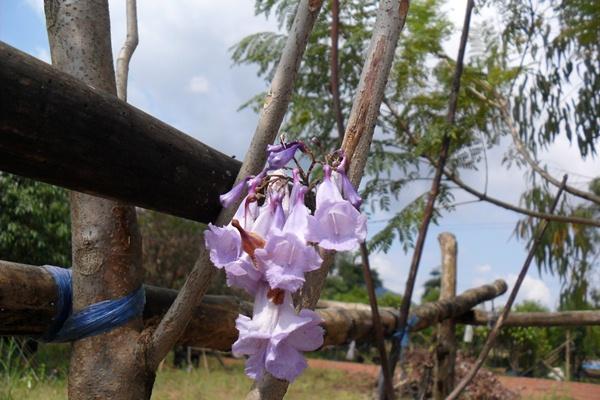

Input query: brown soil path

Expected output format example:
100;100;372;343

497;376;600;400
307;359;600;400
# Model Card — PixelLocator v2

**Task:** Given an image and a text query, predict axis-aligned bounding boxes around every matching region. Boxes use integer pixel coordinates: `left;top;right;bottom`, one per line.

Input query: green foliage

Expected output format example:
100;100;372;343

420;267;441;303
516;179;600;308
322;253;381;303
138;211;234;296
234;0;510;254
0;339;46;400
496;0;600;157
0;173;70;266
378;292;403;308
237;0;599;311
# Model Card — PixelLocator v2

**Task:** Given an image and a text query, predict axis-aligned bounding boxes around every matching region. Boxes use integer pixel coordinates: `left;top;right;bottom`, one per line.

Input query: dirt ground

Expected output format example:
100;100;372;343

497;376;600;400
307;358;600;400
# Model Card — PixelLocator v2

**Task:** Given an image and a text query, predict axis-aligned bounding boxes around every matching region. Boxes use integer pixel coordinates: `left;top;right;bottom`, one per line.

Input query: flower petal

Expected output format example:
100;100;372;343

316;165;343;208
307;201;367;251
204;224;241;268
284;310;324;351
265;340;308;382
256;233;322;292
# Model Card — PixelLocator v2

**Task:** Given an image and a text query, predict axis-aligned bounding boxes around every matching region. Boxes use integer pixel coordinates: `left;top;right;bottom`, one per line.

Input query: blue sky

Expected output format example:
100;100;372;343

3;0;599;310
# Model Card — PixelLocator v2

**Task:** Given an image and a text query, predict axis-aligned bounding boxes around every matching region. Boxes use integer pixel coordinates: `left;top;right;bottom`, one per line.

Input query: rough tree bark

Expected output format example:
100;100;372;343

44;1;153;398
250;2;411;398
433;233;457;400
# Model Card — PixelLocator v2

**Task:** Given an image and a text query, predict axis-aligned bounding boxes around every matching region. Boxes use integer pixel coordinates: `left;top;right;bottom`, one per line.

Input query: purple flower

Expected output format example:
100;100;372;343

252;192;286;237
332;154;362;209
307;201;367;251
337;170;362;209
219;178;248;208
306;165;367;251
232;284;323;382
267;141;305;169
255;183;322;292
315;165;344;206
257;232;322;292
204;224;241;268
225;256;263;295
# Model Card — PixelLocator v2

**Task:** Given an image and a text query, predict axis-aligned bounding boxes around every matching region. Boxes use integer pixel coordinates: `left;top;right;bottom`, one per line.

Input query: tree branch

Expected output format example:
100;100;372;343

115;0;138;102
330;0;345;142
249;1;411;399
445;170;600;227
360;242;395;400
146;0;325;370
383;94;600;228
446;176;568;400
382;2;474;398
500;97;600;205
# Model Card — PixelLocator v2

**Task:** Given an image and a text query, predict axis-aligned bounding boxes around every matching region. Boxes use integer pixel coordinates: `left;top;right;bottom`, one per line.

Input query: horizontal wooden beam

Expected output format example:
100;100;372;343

0;260;511;349
0;41;242;223
458;309;600;327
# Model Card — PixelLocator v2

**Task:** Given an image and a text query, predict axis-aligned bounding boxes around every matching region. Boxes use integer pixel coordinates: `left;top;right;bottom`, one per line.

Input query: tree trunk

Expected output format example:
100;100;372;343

433;233;457;400
44;1;153;398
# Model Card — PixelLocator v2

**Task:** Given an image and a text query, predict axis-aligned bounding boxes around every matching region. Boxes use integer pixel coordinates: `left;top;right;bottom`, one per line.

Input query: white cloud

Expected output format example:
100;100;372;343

370;253;405;294
505;274;553;308
187;75;210;93
475;264;492;274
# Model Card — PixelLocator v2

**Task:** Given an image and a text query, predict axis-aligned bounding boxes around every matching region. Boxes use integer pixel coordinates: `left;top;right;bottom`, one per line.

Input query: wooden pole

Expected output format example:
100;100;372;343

565;329;571;381
456;309;600;327
0;261;508;349
433;233;457;399
0;41;240;224
447;176;567;400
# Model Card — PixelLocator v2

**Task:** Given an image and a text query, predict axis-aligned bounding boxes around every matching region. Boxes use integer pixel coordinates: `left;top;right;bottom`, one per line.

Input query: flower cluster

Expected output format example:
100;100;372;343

205;140;367;382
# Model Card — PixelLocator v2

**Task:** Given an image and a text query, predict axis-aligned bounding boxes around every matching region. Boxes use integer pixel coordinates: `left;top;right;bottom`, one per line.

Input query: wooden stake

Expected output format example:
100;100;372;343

433;233;457;399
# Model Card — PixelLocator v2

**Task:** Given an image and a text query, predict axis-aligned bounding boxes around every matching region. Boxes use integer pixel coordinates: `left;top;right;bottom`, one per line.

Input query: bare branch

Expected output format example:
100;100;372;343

446;176;568;400
248;1;411;398
360;242;395;400
383;95;600;228
383;2;474;398
330;0;345;142
342;0;410;188
115;0;138;101
146;0;325;369
501;97;600;205
445;170;600;227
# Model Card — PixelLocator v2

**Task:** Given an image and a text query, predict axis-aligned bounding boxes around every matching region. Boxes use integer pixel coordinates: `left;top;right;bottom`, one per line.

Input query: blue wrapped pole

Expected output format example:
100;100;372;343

41;266;145;343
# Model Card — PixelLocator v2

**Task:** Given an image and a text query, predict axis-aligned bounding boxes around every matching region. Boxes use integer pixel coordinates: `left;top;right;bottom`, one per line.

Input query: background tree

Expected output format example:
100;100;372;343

234;0;599;308
138;210;233;295
421;267;441;303
0;173;70;266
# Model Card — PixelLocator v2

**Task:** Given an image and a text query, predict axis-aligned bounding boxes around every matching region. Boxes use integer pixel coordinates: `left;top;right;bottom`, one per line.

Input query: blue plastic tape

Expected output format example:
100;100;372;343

42;266;145;343
393;314;419;348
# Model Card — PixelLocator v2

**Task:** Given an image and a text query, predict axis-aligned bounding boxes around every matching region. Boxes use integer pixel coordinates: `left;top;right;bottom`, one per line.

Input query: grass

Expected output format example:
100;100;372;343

4;356;371;400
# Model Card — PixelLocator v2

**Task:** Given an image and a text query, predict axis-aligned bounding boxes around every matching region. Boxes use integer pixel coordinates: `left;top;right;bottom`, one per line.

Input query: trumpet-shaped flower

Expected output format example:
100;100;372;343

266;141;305;169
256;184;321;292
204;224;241;268
307;165;367;251
232;284;323;382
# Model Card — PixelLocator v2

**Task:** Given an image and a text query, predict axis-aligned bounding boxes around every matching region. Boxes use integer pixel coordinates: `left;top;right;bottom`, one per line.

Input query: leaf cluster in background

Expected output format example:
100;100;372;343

233;0;512;254
0;173;70;267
